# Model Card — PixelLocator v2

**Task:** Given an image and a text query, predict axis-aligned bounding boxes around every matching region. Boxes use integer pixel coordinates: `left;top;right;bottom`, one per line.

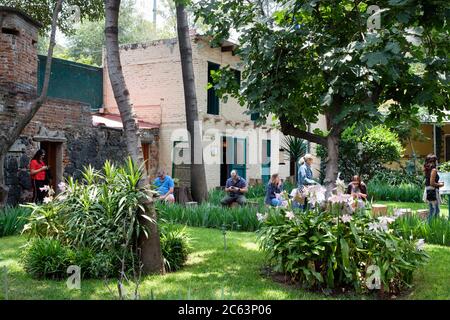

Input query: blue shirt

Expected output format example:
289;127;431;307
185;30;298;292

265;182;283;205
297;164;316;188
153;175;175;195
225;177;247;197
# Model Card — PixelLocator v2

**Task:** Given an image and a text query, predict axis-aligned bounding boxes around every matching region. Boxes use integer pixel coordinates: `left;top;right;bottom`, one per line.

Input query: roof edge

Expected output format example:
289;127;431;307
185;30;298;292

0;6;43;29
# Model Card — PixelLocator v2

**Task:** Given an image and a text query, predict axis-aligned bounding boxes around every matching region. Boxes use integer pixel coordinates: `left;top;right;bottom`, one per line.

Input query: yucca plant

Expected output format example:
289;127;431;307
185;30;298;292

160;224;192;272
282;136;308;183
0;206;31;237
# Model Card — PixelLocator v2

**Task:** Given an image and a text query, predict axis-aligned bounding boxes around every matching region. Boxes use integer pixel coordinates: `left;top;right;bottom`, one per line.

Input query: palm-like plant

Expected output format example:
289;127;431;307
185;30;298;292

282;136;308;183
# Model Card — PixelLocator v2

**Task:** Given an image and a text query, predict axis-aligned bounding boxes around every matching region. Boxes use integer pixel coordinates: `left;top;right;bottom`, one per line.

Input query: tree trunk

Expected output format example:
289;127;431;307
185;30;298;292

323;133;340;196
0;154;8;208
104;0;164;275
176;3;208;203
0;0;64;207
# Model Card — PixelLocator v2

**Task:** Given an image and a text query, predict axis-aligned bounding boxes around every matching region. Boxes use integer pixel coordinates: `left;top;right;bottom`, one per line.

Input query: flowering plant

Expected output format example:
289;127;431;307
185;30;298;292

256;199;429;294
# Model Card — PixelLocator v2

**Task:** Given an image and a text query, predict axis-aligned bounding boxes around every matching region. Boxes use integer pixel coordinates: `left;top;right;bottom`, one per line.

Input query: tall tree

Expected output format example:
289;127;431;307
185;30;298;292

175;0;208;203
195;0;449;194
104;0;165;274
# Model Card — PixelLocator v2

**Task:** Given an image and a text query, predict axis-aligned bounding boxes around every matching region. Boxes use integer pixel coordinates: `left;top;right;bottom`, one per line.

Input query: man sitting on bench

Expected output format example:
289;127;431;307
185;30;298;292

221;170;248;207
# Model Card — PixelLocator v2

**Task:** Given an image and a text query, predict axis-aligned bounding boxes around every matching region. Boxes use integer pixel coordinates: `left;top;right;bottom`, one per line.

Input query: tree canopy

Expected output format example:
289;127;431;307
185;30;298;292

0;0;104;33
195;0;449;187
196;0;449;137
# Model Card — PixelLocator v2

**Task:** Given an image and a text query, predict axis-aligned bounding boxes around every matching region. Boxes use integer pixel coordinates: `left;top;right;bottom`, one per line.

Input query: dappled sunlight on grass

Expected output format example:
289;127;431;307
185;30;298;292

0;224;449;300
240;241;259;251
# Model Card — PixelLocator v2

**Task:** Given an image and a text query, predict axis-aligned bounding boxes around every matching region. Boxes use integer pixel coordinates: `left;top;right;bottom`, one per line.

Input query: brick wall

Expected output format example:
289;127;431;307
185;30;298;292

0;10;39;95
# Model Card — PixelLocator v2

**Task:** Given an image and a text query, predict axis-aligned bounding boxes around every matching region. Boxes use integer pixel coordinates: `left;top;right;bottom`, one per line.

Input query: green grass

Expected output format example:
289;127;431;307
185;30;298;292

0;227;449;300
377;201;449;219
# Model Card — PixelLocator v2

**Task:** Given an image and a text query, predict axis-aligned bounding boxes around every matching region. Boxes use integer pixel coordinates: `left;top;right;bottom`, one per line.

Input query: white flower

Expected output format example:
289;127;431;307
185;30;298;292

368;222;385;232
329;194;353;204
58;182;67;192
416;239;425;251
341;214;352;223
43;196;53;204
256;213;266;222
378;216;396;224
334;173;346;195
39;185;50;192
306;185;327;206
285;211;295;220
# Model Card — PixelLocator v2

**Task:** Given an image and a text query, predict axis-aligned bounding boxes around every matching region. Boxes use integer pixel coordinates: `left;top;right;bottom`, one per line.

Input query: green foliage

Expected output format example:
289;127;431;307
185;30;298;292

62;0;176;66
22;159;153;252
20;159;157;279
157;203;261;232
0;206;31;237
438;161;450;173
0;0;104;34
367;168;424;203
282;136;308;164
21;238;136;279
394;215;450;247
160;225;192;272
371;168;424;186
367;181;423;203
195;0;449;169
257;207;429;294
317;125;404;182
22;238;72;280
21;158;191;279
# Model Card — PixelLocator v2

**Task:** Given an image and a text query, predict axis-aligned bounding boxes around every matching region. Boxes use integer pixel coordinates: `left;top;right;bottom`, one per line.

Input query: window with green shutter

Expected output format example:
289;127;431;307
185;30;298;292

207;61;220;115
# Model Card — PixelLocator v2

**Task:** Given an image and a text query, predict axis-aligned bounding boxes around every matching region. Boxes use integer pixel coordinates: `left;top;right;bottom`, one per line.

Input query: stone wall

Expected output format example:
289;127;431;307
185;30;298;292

4;97;159;205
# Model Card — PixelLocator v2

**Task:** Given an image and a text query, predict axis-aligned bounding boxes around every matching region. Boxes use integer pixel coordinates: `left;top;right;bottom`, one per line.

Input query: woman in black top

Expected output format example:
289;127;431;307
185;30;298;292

346;175;368;208
424;154;444;222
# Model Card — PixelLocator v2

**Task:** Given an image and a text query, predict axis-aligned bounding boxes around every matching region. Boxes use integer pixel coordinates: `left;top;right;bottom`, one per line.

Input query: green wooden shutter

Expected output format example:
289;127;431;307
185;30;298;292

207;61;220;115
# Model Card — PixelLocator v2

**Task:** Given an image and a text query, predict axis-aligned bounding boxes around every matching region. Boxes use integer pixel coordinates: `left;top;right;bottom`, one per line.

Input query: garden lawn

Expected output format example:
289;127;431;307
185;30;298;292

378;201;449;219
0;227;449;300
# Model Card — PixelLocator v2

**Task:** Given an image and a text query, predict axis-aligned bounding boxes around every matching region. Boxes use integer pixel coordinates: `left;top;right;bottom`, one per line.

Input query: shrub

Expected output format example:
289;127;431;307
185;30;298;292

22;159;154;252
21;158;191;279
0;206;31;237
367;181;423;203
157;203;261;232
257;207;429;294
22;238;72;280
393;214;450;246
160;225;192;272
370;168;424;187
317;125;404;183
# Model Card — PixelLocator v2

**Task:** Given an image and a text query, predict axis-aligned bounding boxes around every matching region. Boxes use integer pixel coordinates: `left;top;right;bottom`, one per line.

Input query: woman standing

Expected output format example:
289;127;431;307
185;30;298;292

424;154;444;222
30;149;49;203
265;173;283;207
296;154;318;210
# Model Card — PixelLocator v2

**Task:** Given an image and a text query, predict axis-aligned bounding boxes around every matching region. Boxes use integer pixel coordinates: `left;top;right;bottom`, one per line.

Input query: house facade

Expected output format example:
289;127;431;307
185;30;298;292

402;116;450;166
103;35;323;189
